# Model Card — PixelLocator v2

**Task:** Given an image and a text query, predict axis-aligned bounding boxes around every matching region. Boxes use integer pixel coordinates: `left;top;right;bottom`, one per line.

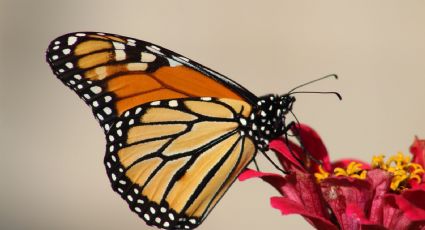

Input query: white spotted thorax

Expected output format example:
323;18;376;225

243;94;295;151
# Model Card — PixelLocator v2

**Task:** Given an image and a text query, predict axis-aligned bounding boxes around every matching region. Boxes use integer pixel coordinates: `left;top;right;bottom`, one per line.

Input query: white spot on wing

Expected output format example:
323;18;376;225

146;45;164;55
141;52;156;62
90;86;102;94
115;50;126;61
127;63;147;71
103;107;112;115
167;58;182;67
144;214;150;221
65;62;73;69
135;107;142;114
173;55;189;63
239;118;247;126
150;207;156;214
150;101;160;106
113;41;125;50
117;129;122;136
67;36;77;45
62;48;71;55
168;100;178;107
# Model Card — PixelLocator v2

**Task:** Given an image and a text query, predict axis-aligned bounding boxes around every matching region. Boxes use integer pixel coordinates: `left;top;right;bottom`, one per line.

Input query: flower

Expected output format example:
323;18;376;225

239;124;425;230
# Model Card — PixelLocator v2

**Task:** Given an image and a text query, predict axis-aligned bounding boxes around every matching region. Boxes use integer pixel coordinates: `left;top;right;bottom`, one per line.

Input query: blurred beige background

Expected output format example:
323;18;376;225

1;0;425;229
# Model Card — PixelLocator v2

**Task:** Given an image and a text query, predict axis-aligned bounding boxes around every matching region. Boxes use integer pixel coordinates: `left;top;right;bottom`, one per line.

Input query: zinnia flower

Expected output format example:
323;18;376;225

239;124;425;230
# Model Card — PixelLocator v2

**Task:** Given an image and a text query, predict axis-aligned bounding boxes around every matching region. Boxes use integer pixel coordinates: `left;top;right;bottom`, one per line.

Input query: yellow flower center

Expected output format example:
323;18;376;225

372;152;425;191
334;162;367;179
313;152;424;192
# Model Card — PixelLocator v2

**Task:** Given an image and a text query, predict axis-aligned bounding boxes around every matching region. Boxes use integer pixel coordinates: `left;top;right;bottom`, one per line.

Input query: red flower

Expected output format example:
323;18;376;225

239;124;425;230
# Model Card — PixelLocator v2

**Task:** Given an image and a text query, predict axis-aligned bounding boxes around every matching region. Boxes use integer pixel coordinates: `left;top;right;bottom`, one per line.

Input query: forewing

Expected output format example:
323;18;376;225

46;32;257;131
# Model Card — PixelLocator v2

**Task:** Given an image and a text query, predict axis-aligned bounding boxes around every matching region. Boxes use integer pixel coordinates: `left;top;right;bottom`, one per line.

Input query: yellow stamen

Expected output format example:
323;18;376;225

314;165;330;182
372;152;424;191
372;155;386;169
313;153;424;191
333;162;367;179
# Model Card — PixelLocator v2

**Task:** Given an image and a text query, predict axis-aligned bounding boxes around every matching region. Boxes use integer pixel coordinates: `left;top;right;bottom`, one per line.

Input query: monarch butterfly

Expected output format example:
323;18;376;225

46;32;302;229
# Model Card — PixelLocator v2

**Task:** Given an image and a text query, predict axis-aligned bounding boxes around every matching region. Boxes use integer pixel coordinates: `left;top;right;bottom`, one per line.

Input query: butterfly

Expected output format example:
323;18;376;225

45;32;297;229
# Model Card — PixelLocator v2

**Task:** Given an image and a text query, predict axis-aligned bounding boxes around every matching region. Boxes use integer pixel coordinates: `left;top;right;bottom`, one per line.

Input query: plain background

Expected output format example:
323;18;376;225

1;0;425;229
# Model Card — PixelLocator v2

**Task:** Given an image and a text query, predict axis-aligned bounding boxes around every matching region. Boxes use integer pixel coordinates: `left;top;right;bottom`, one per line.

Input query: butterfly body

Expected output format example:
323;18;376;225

46;32;295;229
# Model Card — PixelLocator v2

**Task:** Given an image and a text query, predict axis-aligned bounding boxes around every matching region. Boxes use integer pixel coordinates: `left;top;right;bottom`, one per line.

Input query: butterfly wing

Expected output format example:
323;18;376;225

46;32;260;229
105;97;256;229
46;32;257;131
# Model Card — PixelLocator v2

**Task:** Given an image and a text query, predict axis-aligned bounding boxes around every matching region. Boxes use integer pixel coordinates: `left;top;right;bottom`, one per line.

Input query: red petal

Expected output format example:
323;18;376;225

238;169;286;195
277;171;334;227
367;169;393;225
346;204;387;230
291;124;332;172
240;169;333;227
320;177;373;230
395;188;425;221
271;197;338;230
410;136;425;169
382;195;415;229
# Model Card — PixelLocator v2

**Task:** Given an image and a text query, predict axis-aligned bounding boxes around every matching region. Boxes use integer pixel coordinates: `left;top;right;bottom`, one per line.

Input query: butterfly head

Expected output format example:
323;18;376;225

250;94;295;150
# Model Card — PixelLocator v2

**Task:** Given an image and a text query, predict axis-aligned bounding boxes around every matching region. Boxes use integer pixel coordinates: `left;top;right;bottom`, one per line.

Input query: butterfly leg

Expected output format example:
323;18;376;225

285;122;322;166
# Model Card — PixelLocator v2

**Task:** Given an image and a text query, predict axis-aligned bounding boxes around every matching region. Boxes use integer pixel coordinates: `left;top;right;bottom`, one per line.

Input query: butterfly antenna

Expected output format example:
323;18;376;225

288;91;342;100
287;74;338;94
